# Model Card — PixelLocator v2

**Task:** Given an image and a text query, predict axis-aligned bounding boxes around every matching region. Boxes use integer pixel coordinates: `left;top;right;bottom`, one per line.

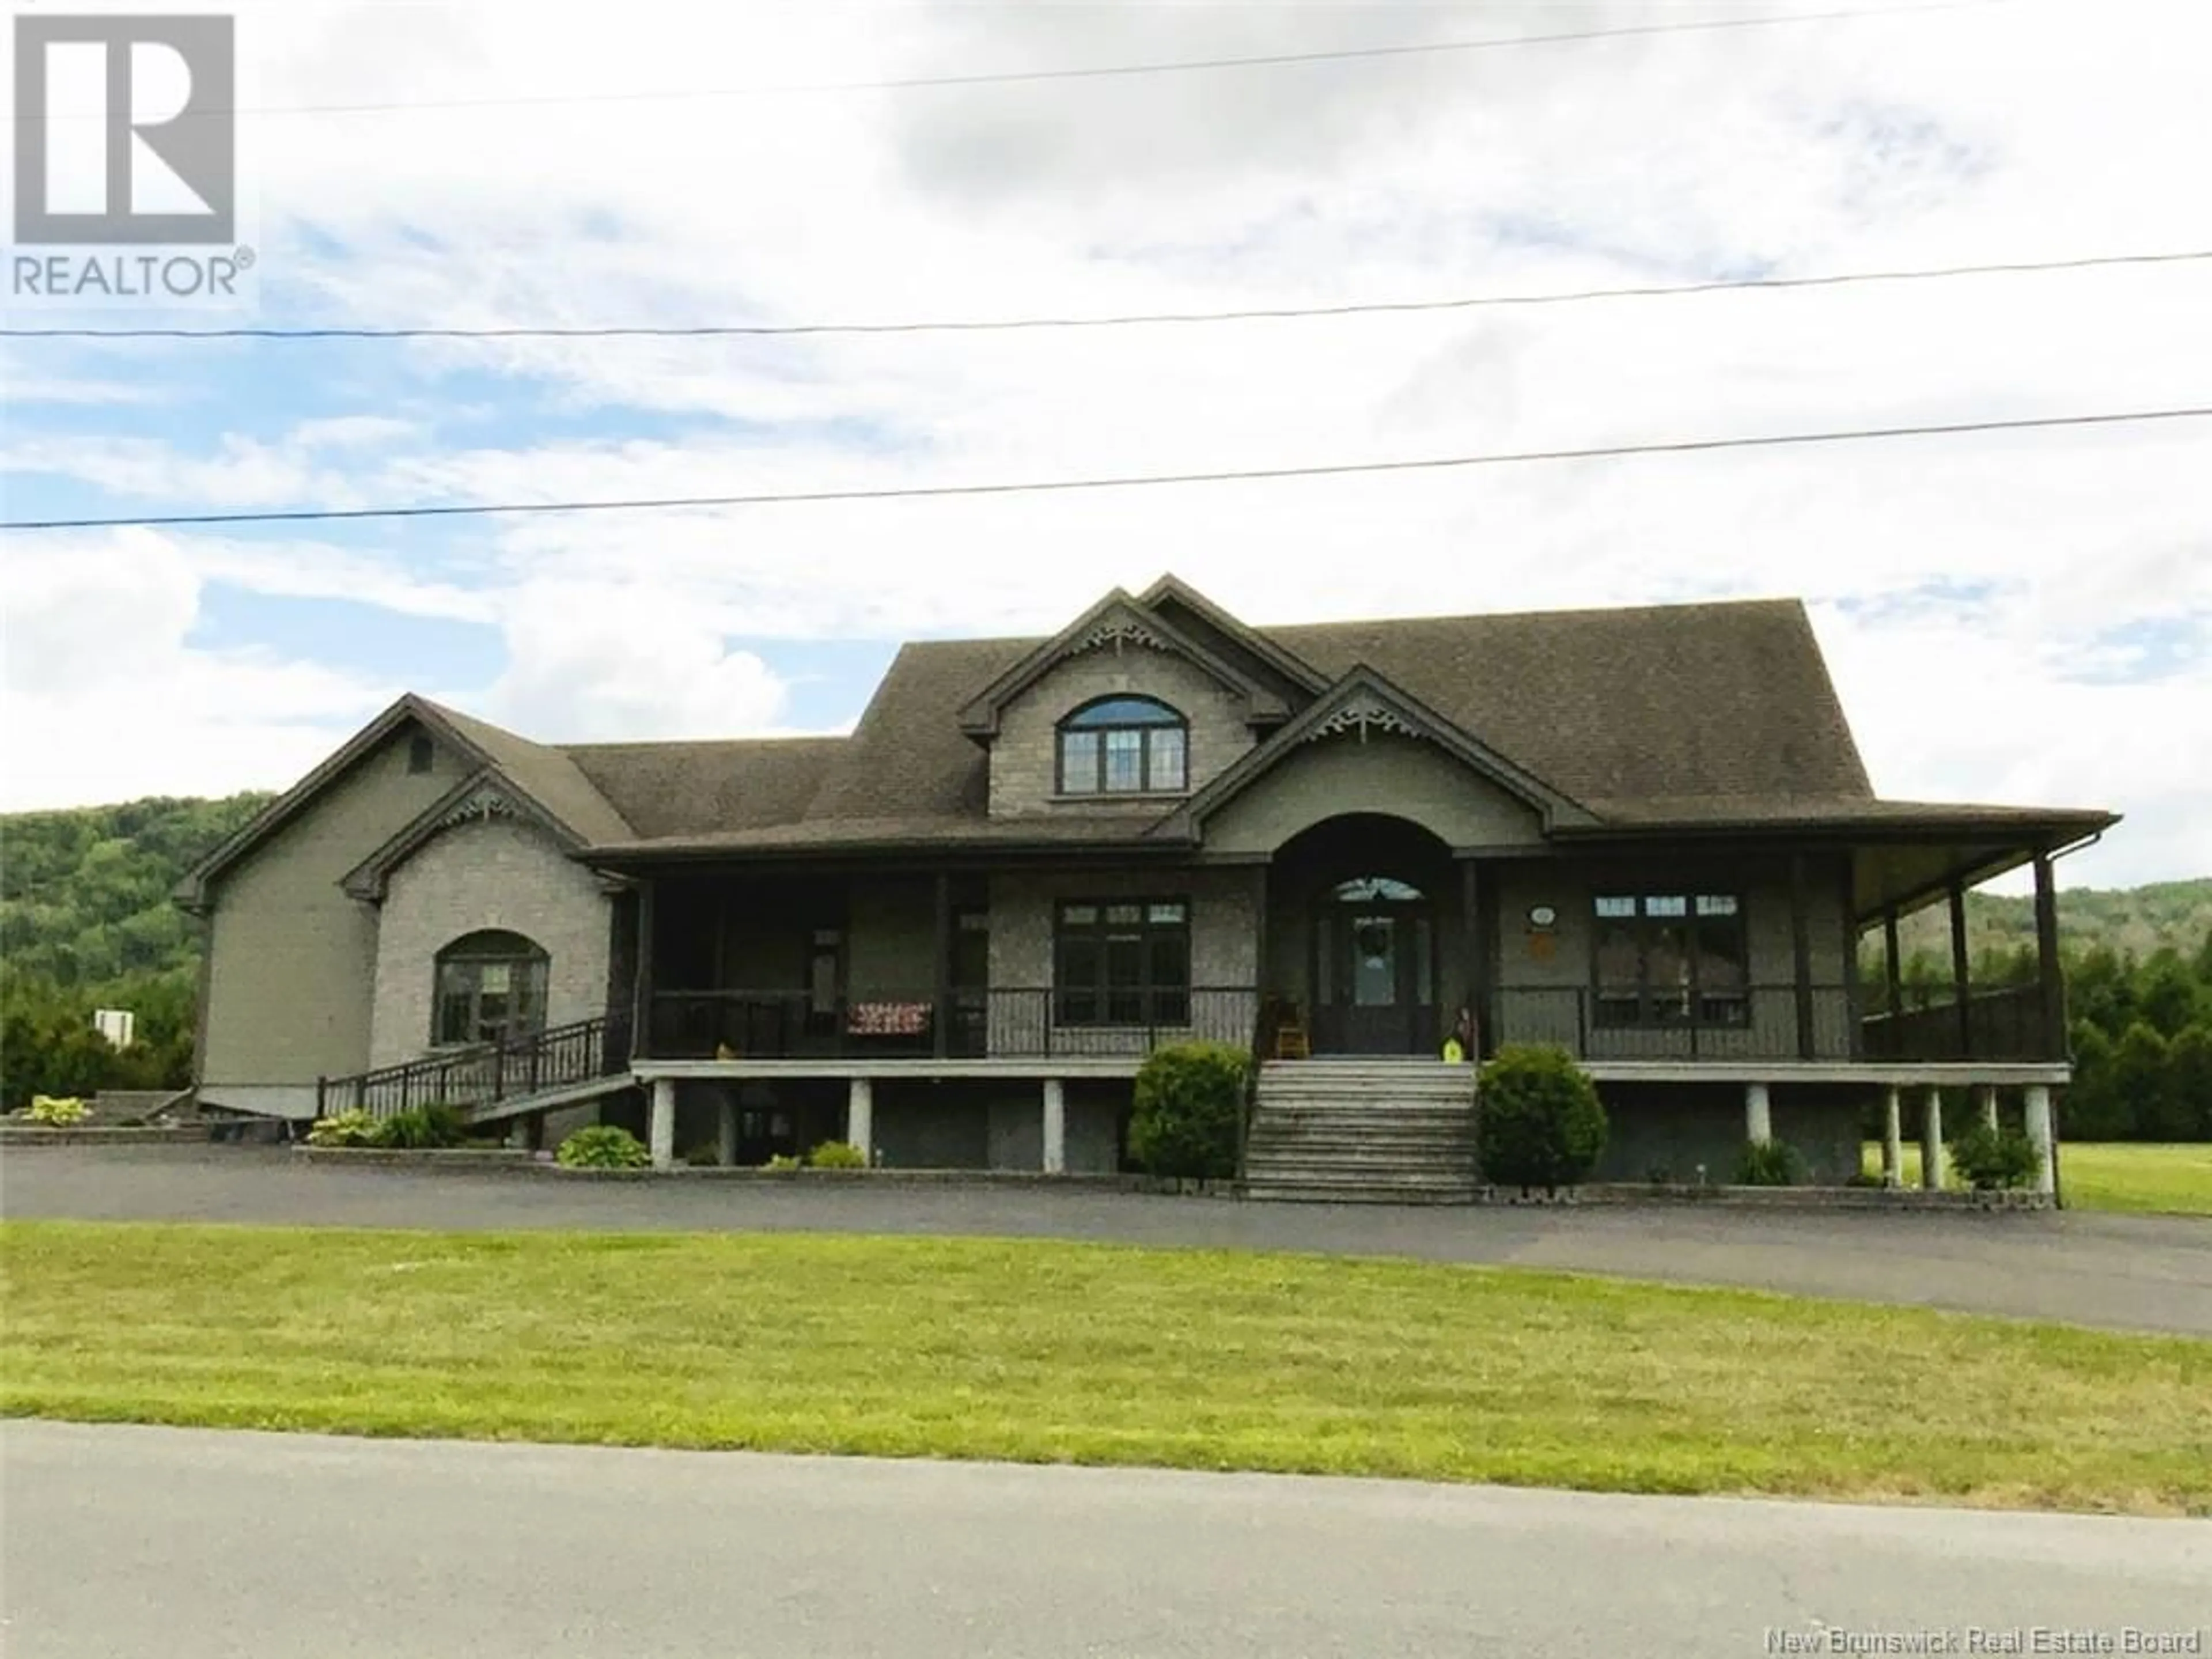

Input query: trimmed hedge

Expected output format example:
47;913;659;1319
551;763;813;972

1475;1044;1607;1192
1129;1041;1253;1180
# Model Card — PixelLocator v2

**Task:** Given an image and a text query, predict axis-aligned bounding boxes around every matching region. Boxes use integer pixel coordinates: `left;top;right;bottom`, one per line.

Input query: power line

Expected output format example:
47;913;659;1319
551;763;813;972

9;405;2205;533
14;2;2008;121
8;248;2205;343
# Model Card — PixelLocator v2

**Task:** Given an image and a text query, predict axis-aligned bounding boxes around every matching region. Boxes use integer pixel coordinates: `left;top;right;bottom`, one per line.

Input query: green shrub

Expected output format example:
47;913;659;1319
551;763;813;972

1474;1045;1607;1191
681;1142;721;1168
556;1124;651;1169
26;1093;89;1125
1735;1139;1802;1186
805;1140;868;1170
1948;1120;2039;1190
1130;1040;1253;1180
305;1108;381;1147
372;1103;471;1149
763;1153;802;1172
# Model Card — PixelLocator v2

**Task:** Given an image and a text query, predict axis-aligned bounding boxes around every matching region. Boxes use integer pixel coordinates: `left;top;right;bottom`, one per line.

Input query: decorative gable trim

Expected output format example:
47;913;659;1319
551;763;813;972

339;767;585;903
1304;695;1421;744
1073;614;1173;656
957;588;1286;737
1158;665;1597;842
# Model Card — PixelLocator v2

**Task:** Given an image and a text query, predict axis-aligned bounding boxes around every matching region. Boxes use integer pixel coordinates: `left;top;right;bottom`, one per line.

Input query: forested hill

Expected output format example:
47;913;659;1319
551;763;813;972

2;793;274;987
1893;878;2212;967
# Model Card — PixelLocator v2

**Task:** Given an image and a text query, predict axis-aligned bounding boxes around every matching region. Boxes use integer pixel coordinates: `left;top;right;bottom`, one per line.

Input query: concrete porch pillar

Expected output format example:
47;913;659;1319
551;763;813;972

1977;1085;2000;1132
847;1077;874;1162
1744;1081;1772;1144
717;1094;738;1168
1042;1077;1067;1175
2024;1084;2056;1196
1881;1086;1903;1188
1920;1087;1945;1191
649;1078;676;1171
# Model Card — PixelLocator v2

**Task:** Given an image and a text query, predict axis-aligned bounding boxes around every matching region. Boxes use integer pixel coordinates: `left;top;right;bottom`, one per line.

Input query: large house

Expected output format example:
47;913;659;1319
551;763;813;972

179;577;2112;1197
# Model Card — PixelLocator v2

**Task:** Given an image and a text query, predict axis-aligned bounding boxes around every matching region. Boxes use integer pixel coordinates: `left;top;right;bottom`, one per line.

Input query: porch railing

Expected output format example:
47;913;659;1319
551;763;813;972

1860;982;2057;1063
1490;981;2062;1063
647;987;1260;1062
317;1013;634;1119
1491;984;1858;1062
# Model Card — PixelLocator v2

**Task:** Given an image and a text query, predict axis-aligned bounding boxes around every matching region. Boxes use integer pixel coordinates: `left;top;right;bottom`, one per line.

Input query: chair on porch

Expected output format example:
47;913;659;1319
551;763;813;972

1271;1002;1312;1060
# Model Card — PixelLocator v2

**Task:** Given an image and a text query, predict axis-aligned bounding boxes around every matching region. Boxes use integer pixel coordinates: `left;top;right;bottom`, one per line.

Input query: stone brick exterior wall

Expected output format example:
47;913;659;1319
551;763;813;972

988;644;1253;817
199;726;470;1099
368;816;613;1068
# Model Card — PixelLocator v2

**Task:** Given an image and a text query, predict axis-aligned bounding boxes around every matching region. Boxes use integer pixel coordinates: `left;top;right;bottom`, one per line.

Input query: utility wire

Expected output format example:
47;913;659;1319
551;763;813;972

8;248;2205;342
9;406;2205;533
14;1;2009;120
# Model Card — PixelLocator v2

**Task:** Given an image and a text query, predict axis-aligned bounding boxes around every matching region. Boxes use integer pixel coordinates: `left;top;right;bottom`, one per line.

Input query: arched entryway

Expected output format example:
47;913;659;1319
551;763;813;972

1268;815;1459;1056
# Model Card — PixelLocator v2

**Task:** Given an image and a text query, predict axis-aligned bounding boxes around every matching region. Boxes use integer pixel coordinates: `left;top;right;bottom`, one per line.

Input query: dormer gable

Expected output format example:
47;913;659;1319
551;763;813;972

961;589;1298;819
957;589;1286;738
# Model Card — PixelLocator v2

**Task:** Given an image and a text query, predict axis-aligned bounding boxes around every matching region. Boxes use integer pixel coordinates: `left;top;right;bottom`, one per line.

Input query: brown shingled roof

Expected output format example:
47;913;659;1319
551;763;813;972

418;698;638;847
1266;598;1872;805
563;736;843;842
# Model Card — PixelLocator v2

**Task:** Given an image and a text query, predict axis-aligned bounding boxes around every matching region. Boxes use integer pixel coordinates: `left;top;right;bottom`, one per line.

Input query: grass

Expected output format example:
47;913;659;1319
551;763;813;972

2055;1143;2212;1217
1862;1140;2212;1217
5;1222;2209;1516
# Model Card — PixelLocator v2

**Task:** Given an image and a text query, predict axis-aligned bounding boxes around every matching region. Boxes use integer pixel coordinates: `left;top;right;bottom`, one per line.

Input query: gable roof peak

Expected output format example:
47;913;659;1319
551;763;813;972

955;586;1286;737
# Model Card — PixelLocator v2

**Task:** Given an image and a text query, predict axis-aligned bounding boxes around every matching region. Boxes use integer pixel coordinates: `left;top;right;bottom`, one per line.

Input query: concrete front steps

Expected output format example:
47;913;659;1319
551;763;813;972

1244;1060;1480;1203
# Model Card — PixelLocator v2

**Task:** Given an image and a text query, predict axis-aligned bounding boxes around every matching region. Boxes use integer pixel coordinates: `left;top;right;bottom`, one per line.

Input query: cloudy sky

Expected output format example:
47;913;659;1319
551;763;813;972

3;0;2207;889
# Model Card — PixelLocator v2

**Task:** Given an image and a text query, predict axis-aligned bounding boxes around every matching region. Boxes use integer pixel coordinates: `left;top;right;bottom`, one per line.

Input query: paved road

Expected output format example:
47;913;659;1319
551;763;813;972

6;1145;2210;1335
4;1421;2206;1659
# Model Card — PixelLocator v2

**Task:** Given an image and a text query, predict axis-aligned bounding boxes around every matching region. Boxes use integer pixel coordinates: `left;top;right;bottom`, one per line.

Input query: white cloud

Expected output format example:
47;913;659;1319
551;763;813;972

480;581;790;741
0;533;395;808
2;0;2207;885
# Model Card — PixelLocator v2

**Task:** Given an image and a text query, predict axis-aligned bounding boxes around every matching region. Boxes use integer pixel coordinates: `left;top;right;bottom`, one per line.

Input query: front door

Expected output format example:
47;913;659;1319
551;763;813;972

1315;880;1436;1054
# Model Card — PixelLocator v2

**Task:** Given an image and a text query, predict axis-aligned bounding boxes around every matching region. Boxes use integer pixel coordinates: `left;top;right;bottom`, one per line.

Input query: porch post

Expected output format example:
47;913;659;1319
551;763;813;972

1461;858;1487;1058
1744;1081;1772;1144
1919;1086;1945;1191
1041;1077;1066;1175
631;881;657;1060
933;871;952;1060
2033;851;2065;1060
1881;1086;1903;1187
1789;853;1815;1059
717;1092;738;1167
847;1076;874;1161
1948;878;1972;1058
1883;907;1903;1022
2023;1084;2056;1196
1977;1084;1999;1132
648;1077;676;1171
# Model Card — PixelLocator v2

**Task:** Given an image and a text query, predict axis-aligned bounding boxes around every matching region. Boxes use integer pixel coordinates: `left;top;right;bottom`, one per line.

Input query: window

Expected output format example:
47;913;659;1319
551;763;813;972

1054;899;1190;1026
1056;697;1188;796
407;734;435;774
432;930;548;1046
1592;893;1747;1027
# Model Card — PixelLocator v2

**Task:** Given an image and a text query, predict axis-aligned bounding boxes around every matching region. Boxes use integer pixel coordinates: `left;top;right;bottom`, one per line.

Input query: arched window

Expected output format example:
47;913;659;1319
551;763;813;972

1056;696;1188;796
433;929;548;1047
1331;876;1424;904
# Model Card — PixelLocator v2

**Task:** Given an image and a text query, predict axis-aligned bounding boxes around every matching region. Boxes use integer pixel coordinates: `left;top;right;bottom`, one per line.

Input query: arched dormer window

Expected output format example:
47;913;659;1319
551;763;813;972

1057;696;1188;796
433;929;548;1047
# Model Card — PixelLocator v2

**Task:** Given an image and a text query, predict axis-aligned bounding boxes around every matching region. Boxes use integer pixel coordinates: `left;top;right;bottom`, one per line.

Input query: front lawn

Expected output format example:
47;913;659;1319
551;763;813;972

1863;1140;2212;1216
2055;1143;2212;1216
3;1222;2206;1514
